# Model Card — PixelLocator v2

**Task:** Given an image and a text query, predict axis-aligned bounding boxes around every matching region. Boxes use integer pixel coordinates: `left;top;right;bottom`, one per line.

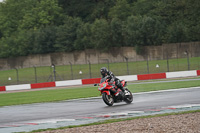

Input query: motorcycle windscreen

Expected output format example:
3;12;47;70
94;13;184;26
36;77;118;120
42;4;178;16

100;76;108;84
100;77;107;83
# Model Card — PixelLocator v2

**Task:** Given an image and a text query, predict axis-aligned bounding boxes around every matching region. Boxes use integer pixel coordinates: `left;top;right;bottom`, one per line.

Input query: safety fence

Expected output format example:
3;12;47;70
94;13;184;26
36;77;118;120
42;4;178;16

1;56;200;86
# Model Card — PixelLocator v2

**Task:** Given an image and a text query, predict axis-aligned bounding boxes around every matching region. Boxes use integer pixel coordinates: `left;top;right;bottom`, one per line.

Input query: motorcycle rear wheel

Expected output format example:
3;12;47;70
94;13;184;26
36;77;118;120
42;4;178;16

102;93;114;106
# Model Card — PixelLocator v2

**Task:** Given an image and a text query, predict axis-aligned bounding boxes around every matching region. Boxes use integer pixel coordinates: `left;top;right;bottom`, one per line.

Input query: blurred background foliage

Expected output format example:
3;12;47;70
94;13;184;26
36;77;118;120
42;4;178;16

0;0;199;58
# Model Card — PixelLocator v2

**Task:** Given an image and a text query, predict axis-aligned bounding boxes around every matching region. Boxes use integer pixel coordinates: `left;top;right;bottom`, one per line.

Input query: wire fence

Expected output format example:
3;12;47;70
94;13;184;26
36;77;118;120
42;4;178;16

1;54;200;86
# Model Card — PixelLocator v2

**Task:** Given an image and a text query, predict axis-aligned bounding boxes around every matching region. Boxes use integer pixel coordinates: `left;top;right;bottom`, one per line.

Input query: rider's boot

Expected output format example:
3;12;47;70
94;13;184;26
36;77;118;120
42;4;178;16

118;83;125;92
114;92;119;96
121;87;125;92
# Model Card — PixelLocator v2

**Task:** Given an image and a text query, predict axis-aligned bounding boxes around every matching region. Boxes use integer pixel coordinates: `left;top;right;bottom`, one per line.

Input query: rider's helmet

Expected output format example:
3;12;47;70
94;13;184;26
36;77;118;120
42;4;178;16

100;67;108;77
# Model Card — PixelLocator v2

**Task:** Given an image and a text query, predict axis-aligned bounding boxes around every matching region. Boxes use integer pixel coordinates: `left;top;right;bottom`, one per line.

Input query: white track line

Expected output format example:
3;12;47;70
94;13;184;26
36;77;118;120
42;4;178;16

134;87;200;95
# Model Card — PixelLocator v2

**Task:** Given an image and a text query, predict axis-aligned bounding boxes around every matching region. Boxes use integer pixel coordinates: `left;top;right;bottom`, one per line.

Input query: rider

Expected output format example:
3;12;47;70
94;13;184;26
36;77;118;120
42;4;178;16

100;67;125;96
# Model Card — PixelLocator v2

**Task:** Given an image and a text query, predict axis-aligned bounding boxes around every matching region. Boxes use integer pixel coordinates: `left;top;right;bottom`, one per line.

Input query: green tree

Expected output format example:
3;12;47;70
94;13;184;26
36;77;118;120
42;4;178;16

0;38;11;58
140;16;163;46
123;16;163;47
110;18;124;47
90;19;111;50
55;16;83;52
132;0;157;16
58;0;96;22
0;0;35;37
108;0;132;20
90;0;115;21
58;0;115;22
0;30;31;57
75;23;93;50
123;15;142;46
0;0;200;58
183;0;200;41
30;26;57;54
0;0;63;57
151;0;200;42
20;0;63;29
166;22;188;43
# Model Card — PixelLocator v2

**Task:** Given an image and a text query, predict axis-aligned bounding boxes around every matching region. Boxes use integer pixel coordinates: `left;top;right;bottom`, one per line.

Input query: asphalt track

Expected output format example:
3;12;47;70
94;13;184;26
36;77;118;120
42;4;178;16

0;87;200;132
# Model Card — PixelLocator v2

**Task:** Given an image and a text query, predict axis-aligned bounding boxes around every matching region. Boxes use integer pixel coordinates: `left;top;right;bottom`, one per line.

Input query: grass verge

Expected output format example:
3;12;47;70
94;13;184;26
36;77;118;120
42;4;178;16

0;79;200;107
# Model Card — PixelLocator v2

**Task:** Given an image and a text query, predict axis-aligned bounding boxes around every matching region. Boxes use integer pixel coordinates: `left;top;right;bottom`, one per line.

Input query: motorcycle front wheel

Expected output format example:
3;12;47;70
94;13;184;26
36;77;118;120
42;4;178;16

102;93;114;106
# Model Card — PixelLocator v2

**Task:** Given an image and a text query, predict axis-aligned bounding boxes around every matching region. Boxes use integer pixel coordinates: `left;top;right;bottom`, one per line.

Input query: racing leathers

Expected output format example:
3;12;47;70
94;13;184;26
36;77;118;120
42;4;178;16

101;70;125;94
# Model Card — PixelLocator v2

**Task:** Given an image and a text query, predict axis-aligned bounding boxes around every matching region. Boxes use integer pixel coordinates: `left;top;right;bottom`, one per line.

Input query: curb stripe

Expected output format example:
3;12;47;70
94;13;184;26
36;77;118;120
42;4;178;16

82;78;101;85
166;70;197;78
31;82;55;89
0;86;6;91
6;84;31;91
137;73;166;80
117;75;138;81
197;70;200;76
56;79;82;86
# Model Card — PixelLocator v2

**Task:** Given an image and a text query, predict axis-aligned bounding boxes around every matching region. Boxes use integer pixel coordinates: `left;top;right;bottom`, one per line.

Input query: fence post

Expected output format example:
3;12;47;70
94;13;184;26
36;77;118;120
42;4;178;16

185;51;190;70
146;55;149;74
15;68;19;84
167;52;169;72
125;57;129;75
88;60;92;78
69;62;73;80
34;66;37;83
52;64;56;81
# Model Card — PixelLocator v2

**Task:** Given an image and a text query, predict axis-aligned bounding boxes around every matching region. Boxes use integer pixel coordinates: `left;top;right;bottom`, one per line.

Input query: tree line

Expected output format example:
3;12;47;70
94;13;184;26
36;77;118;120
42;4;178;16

0;0;199;58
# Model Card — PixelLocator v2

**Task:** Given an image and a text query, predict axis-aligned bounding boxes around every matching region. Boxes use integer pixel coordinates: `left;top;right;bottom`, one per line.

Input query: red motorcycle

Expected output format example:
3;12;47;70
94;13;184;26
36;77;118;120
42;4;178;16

94;76;133;106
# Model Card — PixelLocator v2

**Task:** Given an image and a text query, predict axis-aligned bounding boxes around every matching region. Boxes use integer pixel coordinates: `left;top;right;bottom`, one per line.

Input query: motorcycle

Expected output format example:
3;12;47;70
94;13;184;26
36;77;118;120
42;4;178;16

94;76;133;106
